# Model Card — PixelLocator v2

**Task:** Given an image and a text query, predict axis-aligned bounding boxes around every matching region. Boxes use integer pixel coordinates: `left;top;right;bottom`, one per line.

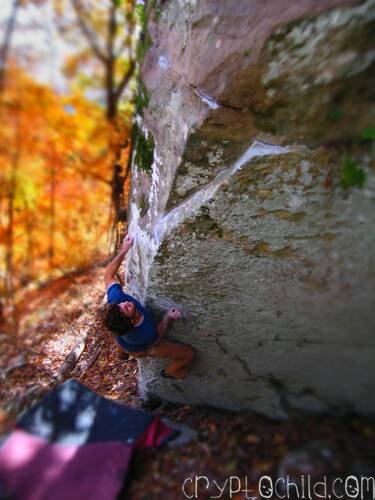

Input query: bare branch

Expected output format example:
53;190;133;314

70;0;107;64
114;59;135;103
116;7;137;58
115;36;129;59
72;165;112;185
54;330;89;383
107;0;117;61
115;14;136;59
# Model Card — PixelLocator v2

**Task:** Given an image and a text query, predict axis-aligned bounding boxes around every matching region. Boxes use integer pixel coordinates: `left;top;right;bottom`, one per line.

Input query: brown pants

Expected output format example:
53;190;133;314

117;337;195;379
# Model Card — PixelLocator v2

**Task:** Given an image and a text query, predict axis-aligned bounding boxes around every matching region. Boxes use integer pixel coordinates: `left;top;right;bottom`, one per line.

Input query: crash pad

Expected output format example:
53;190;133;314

16;379;155;445
0;379;180;500
0;429;132;500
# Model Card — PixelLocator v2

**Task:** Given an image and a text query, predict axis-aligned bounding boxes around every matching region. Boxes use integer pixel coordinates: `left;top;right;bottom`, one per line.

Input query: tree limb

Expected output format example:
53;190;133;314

74;166;112;185
107;0;117;62
74;341;103;375
54;330;89;383
114;60;135;103
115;12;136;59
115;35;131;59
70;0;107;64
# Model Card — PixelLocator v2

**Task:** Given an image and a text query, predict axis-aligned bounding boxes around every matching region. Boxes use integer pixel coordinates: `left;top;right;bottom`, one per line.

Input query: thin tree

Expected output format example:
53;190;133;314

0;0;47;92
62;0;137;248
69;0;136;122
4;97;22;336
0;0;21;92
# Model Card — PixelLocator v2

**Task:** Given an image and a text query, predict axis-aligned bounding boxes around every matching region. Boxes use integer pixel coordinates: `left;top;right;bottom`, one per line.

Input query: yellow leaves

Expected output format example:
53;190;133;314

0;63;130;294
63;50;93;79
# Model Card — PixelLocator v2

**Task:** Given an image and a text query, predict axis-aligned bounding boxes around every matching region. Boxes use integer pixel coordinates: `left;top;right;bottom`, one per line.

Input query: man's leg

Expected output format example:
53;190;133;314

136;340;195;379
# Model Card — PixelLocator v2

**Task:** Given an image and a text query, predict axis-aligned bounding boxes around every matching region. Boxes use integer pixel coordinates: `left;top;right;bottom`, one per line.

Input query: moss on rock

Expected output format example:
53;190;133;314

135;80;150;116
132;123;155;173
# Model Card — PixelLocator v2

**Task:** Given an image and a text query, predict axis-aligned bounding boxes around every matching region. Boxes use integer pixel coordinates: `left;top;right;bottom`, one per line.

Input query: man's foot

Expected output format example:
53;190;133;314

160;369;179;380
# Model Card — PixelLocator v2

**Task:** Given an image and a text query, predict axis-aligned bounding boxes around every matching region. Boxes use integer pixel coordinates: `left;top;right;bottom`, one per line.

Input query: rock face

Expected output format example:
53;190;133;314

126;0;375;419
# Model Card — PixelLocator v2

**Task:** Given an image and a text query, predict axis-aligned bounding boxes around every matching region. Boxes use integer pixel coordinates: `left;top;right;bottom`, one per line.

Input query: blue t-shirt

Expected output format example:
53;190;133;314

107;283;158;352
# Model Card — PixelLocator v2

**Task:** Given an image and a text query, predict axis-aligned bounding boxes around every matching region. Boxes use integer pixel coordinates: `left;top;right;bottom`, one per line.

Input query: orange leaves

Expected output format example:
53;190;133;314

0;64;129;295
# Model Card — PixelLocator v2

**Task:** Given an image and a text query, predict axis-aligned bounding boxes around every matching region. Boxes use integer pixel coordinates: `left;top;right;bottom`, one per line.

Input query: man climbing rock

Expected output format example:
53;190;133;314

103;234;195;380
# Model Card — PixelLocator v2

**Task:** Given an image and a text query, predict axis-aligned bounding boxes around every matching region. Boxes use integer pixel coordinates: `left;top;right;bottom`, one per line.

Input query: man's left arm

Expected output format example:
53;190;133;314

104;234;133;288
157;308;182;340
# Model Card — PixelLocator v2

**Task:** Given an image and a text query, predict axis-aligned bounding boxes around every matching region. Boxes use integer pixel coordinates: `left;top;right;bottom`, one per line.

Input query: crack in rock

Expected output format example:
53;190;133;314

165;64;245;111
233;354;253;378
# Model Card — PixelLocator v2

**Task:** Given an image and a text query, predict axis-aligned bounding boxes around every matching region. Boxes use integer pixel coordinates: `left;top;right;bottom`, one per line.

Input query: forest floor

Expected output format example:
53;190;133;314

1;266;375;500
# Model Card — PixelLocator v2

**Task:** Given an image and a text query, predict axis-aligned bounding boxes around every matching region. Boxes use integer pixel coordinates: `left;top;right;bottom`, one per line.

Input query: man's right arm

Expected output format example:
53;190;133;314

104;234;133;288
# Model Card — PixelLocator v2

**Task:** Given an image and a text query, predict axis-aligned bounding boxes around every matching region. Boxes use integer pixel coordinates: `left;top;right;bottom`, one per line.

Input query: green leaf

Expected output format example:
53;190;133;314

327;107;343;122
340;156;366;190
135;2;145;27
360;126;375;142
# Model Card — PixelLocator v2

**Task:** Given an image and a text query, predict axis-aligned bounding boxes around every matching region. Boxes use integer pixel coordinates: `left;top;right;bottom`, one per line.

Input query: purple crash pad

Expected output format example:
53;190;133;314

0;429;132;500
0;380;179;500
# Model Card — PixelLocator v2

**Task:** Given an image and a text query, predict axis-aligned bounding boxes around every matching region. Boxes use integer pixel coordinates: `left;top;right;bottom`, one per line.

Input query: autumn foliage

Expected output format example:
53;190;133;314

0;63;131;302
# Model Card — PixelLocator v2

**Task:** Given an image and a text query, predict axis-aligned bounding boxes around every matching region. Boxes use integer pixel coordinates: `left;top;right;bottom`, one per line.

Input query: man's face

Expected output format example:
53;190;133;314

118;301;136;318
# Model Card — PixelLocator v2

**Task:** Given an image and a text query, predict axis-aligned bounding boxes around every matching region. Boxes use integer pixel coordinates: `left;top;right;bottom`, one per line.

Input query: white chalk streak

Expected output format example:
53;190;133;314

194;87;221;109
154;140;300;242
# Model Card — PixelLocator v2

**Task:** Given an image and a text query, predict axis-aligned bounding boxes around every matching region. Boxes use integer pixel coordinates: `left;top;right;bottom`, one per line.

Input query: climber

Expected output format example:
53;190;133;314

103;233;195;380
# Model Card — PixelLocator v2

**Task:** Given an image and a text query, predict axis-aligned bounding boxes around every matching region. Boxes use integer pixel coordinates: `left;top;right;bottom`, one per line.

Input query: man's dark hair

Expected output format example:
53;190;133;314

103;304;133;334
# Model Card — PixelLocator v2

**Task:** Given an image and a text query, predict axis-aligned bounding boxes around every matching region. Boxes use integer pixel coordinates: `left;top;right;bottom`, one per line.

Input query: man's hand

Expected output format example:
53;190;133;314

157;307;182;339
122;233;133;253
104;233;133;287
166;308;182;320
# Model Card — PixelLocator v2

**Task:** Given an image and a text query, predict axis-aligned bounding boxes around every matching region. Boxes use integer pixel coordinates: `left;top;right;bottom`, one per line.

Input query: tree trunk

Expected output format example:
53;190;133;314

105;0;117;121
23;199;34;284
0;0;20;92
5;123;20;337
105;59;116;121
5;109;21;309
5;159;16;303
48;160;56;273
